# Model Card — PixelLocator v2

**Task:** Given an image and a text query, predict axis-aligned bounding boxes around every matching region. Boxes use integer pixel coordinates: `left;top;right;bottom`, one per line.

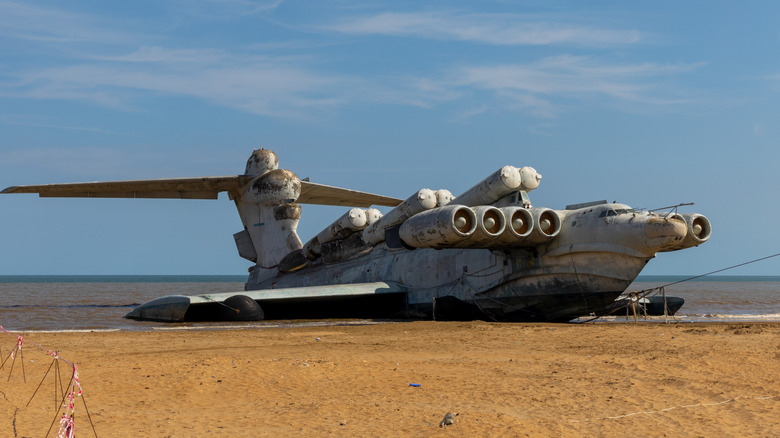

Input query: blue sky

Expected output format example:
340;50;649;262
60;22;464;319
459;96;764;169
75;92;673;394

1;0;778;276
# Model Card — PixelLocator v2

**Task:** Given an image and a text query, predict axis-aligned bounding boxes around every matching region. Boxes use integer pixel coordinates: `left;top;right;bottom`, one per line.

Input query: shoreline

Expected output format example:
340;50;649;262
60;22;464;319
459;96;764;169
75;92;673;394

2;321;779;436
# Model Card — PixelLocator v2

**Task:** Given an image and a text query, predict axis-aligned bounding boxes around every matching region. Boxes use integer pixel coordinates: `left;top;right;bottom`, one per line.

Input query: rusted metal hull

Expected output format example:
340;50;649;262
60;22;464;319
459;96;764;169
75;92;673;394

245;244;649;322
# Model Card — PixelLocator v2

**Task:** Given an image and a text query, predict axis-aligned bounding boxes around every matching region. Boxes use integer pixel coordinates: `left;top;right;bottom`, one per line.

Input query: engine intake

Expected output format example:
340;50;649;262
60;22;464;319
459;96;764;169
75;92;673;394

493;207;534;246
672;213;712;249
526;208;562;243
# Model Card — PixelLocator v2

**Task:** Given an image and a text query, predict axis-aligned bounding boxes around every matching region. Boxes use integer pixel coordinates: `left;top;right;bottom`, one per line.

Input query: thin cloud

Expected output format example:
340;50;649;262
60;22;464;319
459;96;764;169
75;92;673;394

322;11;641;46
0;3;701;120
8;53;349;118
446;56;704;110
4;52;702;119
178;0;285;19
0;0;141;45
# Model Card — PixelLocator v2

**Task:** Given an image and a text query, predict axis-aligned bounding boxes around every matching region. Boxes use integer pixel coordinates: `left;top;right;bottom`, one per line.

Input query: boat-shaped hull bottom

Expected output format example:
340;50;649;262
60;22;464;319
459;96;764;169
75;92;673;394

126;289;624;323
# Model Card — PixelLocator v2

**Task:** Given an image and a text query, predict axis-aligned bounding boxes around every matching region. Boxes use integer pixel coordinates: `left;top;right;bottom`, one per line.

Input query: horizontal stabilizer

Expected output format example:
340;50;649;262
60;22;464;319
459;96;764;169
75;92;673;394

2;177;402;207
299;181;401;207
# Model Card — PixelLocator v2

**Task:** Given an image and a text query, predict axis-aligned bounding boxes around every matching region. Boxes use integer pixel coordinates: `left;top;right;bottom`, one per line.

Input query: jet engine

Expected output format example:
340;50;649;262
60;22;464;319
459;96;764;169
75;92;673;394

493;206;534;246
399;205;477;248
455;206;506;247
525;207;562;243
671;213;712;249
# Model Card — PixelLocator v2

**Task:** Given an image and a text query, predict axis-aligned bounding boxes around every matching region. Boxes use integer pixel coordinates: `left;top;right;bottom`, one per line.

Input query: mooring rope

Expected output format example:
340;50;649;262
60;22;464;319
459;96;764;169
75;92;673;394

580;252;780;323
655;252;780;289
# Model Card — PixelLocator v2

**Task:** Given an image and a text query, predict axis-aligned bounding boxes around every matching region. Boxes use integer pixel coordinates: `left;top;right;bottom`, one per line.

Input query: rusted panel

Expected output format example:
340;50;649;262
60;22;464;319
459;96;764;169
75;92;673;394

321;233;373;264
274;203;302;221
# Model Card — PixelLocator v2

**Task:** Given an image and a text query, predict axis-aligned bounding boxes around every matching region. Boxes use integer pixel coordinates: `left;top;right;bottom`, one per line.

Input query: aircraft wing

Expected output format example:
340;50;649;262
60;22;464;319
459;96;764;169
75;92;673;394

2;177;402;207
193;281;406;303
298;181;402;207
0;176;252;199
125;281;407;322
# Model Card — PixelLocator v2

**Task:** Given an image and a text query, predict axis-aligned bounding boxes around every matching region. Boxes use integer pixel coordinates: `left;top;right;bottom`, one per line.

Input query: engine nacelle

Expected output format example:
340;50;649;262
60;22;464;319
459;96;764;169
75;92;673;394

525;207;562;243
493;207;534;246
671;213;712;249
454;206;506;247
399;205;477;248
363;189;437;245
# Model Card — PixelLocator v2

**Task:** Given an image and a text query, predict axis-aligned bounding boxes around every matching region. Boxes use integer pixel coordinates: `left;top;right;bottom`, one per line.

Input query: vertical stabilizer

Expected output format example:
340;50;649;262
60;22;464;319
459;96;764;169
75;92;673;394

233;149;304;268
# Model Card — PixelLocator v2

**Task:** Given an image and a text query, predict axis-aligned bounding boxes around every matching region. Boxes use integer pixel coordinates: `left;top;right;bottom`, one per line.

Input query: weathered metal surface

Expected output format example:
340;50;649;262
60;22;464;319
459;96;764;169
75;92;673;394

451;165;523;206
298;182;402;207
125;295;191;322
244;148;279;176
2;176;401;207
0;176;254;199
3;148;712;323
669;213;712;250
399;205;477;248
365;208;383;225
320;233;373;264
233;229;258;262
362;189;438;245
200;281;406;302
434;189;454;207
518;166;542;191
454;206;505;247
303;208;368;259
493;206;533;246
525;207;562;243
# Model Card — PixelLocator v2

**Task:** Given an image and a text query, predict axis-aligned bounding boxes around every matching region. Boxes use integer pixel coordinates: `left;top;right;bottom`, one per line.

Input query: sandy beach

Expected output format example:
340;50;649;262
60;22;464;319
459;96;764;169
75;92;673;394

2;321;779;437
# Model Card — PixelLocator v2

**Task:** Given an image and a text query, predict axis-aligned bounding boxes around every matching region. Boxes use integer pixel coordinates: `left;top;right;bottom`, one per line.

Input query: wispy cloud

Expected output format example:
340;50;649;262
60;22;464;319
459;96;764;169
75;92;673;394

437;56;704;116
0;0;140;45
0;2;700;120
178;0;285;19
3;49;701;119
8;52;347;118
322;11;641;46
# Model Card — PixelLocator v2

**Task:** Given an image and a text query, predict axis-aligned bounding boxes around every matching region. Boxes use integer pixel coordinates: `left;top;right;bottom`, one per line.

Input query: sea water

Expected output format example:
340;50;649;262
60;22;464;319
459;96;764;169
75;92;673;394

1;275;778;331
622;275;780;322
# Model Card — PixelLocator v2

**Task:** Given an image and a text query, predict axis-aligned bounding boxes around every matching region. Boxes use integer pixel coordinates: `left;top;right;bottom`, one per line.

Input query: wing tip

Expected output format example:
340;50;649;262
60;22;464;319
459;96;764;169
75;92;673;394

1;186;24;194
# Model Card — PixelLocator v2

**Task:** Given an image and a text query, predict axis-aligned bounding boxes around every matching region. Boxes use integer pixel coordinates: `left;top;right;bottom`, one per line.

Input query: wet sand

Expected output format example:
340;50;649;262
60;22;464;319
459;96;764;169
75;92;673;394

2;321;779;437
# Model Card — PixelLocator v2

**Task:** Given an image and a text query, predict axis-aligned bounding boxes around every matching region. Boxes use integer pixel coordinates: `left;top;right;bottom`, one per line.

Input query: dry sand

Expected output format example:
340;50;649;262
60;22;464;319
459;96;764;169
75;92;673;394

1;321;779;437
